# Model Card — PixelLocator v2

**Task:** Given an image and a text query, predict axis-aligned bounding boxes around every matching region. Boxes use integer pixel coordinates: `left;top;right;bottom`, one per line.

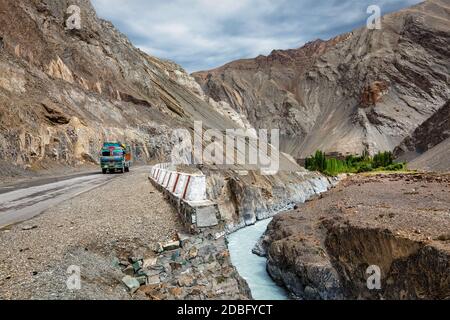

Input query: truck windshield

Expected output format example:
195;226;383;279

102;151;110;156
113;151;123;156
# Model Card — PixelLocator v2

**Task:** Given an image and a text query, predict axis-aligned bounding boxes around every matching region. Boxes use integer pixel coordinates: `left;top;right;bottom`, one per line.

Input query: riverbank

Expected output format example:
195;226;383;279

226;175;341;300
260;173;450;300
228;218;289;300
145;164;341;300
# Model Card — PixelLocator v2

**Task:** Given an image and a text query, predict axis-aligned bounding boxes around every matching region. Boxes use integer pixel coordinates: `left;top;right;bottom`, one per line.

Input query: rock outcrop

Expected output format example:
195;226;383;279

260;174;450;300
194;0;450;159
204;168;336;232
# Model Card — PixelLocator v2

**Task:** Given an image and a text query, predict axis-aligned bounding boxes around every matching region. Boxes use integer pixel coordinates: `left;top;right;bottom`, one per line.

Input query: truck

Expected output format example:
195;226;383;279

99;142;132;174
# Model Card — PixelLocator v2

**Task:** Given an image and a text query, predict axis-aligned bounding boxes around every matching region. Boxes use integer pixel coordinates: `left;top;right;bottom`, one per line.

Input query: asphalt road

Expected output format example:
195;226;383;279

0;170;123;229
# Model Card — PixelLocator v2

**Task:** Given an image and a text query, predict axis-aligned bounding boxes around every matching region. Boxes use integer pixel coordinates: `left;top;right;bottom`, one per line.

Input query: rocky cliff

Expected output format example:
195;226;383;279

204;168;336;232
193;0;450;160
260;173;450;300
0;0;256;173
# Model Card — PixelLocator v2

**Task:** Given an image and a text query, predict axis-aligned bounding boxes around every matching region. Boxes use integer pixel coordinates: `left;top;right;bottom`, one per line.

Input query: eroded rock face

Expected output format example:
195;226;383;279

0;0;244;172
204;168;336;232
261;174;450;300
323;222;449;300
194;0;450;158
360;81;389;108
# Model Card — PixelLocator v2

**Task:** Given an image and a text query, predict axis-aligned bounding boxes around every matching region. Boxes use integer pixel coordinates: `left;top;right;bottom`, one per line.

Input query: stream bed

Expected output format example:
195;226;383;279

227;219;289;300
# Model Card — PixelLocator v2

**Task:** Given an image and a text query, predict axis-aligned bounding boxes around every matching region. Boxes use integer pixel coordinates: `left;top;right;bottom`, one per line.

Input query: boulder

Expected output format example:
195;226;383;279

163;241;180;251
122;276;140;294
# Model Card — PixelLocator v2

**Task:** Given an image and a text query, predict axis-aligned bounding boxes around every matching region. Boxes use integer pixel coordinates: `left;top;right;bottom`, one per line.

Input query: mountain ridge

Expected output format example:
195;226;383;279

1;0;449;173
193;0;450;166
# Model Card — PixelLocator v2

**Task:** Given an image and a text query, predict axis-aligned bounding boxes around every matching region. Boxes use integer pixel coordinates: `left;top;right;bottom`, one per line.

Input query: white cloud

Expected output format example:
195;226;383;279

91;0;422;72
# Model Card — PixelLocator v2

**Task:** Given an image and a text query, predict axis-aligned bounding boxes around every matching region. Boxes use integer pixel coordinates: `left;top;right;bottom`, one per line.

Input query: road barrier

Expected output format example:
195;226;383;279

149;164;219;232
150;164;207;202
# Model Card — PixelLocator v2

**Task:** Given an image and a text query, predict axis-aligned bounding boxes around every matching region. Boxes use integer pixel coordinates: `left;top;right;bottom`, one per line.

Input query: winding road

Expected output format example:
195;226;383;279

0;171;120;229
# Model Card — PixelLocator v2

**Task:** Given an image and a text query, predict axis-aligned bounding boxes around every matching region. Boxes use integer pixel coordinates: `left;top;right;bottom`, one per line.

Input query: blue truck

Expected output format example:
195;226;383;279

99;142;132;174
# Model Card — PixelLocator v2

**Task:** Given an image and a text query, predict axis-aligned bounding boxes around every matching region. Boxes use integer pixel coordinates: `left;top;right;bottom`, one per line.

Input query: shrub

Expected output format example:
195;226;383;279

357;163;373;173
305;150;406;176
373;151;394;168
385;163;405;171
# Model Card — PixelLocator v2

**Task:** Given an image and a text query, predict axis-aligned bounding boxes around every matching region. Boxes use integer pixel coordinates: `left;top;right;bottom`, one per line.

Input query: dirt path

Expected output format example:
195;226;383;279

0;168;183;299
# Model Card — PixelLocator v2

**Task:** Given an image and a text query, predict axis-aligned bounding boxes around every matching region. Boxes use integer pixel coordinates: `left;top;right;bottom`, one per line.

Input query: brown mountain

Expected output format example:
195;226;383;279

1;0;449;174
0;0;276;173
193;0;450;162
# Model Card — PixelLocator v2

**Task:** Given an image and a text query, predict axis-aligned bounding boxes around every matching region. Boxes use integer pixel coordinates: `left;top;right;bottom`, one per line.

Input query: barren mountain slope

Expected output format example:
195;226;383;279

0;0;271;173
194;0;450;159
408;138;450;172
394;100;450;165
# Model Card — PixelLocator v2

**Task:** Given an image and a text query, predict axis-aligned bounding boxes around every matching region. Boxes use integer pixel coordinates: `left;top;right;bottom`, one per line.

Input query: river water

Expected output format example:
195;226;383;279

227;218;289;300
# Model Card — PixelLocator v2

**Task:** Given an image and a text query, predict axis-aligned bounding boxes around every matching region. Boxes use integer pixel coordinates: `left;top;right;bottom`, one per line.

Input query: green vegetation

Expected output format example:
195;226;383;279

305;150;406;176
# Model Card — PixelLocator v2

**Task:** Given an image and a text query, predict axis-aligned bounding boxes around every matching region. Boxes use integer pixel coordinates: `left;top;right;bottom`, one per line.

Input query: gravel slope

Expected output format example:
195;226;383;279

409;138;450;173
0;167;182;300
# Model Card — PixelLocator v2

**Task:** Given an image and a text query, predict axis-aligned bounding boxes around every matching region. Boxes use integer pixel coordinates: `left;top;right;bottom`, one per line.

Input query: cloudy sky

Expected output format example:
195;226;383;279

91;0;422;73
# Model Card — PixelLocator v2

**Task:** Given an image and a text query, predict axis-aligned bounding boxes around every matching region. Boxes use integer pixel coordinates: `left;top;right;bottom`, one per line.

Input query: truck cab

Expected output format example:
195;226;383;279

100;142;132;174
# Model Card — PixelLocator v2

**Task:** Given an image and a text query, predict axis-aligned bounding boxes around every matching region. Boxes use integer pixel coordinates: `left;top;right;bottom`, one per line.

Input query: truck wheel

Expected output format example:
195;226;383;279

102;169;107;174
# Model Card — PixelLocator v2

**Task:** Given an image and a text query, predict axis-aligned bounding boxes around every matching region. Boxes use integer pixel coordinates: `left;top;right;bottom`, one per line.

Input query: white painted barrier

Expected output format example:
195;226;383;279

174;175;188;196
150;163;207;202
